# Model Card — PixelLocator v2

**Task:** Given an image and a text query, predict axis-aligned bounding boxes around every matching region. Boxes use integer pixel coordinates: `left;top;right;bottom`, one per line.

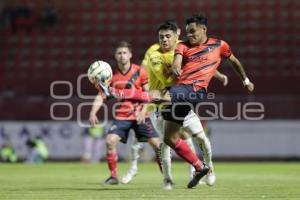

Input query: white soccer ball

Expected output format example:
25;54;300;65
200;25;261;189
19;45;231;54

87;60;113;84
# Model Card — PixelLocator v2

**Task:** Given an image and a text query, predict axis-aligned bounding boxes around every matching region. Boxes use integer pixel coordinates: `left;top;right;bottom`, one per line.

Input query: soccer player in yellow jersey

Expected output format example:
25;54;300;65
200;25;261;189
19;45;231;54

142;25;199;189
122;20;228;190
143;43;175;90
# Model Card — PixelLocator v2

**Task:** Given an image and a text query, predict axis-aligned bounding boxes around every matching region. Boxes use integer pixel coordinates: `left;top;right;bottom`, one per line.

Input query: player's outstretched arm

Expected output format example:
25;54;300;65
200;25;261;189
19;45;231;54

94;77;171;104
95;80;170;103
89;93;104;126
172;53;183;76
214;70;228;86
227;54;254;92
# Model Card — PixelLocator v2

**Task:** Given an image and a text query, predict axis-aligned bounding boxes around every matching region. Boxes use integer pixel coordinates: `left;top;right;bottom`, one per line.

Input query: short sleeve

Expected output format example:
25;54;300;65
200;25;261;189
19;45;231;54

220;40;232;58
140;66;148;85
175;42;187;56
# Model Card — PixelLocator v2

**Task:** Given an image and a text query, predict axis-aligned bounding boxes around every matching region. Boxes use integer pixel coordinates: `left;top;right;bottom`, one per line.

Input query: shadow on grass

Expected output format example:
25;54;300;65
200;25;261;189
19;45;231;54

7;187;130;192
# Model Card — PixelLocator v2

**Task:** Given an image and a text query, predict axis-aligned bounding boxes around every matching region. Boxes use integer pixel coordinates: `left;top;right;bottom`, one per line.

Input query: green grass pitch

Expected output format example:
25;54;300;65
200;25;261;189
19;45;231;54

0;162;299;200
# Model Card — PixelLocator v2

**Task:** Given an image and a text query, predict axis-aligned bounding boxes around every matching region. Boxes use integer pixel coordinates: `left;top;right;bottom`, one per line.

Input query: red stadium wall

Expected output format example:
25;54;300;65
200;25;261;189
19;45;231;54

0;0;299;120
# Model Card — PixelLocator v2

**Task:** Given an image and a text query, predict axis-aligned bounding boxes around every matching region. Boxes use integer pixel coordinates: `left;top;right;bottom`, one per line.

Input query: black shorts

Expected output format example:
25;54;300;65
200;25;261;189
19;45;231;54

108;118;158;143
161;84;206;125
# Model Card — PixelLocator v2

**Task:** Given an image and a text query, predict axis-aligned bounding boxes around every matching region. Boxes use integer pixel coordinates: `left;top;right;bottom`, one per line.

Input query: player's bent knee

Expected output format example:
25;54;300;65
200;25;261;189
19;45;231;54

148;138;161;149
163;137;174;148
106;134;119;147
179;131;190;140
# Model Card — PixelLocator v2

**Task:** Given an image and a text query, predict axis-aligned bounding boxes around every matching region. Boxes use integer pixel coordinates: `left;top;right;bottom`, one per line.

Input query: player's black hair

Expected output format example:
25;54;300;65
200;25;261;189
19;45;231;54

115;41;132;53
185;13;208;26
157;19;178;33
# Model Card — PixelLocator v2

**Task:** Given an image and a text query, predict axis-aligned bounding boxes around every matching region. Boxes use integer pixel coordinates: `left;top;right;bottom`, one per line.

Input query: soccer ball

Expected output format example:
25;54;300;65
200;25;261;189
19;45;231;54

87;60;113;84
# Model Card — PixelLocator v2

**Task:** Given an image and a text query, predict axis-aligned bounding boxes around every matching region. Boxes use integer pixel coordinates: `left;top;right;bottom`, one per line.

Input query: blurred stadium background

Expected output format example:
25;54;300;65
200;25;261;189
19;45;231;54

0;0;300;161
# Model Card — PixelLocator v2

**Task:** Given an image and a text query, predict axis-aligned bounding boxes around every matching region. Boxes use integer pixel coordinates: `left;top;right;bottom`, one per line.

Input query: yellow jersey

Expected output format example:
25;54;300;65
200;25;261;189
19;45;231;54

142;43;176;90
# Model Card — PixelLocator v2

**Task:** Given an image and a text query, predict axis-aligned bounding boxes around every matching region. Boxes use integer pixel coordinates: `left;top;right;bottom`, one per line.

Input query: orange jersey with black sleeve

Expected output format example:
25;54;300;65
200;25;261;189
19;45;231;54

110;64;148;120
175;38;232;91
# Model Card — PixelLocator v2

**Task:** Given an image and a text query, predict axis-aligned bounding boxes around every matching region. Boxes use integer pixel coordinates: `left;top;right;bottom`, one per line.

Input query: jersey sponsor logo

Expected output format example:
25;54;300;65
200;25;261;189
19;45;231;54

152;61;162;67
186;56;208;63
150;55;163;68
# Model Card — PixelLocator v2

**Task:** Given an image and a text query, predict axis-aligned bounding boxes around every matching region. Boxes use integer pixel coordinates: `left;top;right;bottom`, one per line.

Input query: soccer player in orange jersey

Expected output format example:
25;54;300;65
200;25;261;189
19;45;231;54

94;21;229;188
160;14;254;188
89;41;162;185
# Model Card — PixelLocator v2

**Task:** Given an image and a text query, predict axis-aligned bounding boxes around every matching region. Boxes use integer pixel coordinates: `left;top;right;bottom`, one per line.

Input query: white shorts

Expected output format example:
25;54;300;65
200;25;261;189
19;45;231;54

150;109;203;138
183;110;203;136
